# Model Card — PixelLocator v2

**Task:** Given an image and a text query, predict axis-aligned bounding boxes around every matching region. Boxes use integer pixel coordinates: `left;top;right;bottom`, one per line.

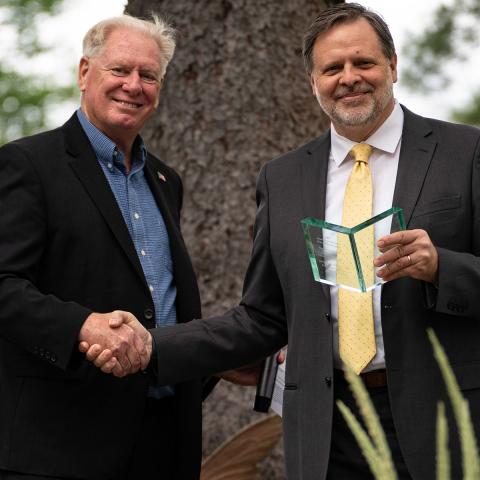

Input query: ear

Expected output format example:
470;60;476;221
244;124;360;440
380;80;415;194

390;53;398;83
77;56;90;92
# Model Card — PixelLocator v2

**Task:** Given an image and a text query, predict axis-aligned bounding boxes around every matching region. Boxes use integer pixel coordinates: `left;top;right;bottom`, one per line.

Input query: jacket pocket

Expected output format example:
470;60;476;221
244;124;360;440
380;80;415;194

412;194;461;219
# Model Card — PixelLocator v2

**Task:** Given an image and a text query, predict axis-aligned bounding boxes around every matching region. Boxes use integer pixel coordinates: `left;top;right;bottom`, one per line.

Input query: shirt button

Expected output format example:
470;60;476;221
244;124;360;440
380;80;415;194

134;213;140;220
141;249;146;256
149;285;154;292
107;163;113;170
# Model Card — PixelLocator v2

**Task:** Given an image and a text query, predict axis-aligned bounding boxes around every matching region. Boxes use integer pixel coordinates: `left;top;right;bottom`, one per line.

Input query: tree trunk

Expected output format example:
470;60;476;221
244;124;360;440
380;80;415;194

126;1;334;477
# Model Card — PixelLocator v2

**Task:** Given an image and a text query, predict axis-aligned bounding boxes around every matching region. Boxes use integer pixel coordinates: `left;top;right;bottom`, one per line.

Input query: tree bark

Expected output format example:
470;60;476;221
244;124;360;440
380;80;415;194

126;1;334;477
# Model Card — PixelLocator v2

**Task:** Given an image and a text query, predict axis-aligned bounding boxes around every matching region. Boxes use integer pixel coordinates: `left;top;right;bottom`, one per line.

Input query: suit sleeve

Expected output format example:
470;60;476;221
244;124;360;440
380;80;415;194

434;133;480;318
152;163;288;384
0;142;91;370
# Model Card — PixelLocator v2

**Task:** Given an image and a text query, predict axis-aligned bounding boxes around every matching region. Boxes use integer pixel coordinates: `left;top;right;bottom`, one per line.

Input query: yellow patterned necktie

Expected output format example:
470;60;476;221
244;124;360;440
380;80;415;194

337;143;376;374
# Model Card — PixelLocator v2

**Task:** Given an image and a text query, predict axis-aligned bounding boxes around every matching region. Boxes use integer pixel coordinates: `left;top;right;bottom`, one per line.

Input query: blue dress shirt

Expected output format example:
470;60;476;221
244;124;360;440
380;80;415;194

77;109;176;397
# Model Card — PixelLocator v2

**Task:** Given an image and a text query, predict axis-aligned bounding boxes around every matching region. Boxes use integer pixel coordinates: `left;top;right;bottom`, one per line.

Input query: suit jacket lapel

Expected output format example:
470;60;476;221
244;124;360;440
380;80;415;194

144;160;201;322
63;115;147;286
300;131;331;303
301;131;330;220
392;107;437;228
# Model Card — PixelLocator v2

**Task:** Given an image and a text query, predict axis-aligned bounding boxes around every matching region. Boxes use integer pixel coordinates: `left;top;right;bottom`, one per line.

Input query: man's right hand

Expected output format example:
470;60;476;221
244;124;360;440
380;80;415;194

78;311;151;377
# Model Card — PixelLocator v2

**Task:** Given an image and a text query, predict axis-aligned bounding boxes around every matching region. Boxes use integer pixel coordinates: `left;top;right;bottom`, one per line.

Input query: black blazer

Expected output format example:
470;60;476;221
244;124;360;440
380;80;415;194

150;107;480;479
0;114;203;479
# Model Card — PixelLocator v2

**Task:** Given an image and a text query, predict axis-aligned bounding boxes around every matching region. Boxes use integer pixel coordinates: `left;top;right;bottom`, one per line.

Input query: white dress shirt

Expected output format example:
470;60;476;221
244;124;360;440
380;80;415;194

326;101;404;371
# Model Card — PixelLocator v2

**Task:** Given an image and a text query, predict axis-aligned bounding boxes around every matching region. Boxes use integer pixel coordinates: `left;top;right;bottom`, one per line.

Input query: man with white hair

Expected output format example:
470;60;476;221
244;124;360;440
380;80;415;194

0;15;204;480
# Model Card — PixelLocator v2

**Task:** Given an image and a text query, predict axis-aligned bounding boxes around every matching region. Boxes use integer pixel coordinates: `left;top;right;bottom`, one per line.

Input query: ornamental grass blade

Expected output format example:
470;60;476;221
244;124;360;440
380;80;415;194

436;401;450;480
343;366;397;479
428;328;480;480
337;400;385;479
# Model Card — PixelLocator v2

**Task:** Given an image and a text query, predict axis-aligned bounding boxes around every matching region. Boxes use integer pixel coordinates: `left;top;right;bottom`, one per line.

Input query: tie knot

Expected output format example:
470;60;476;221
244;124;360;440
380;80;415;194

350;143;373;164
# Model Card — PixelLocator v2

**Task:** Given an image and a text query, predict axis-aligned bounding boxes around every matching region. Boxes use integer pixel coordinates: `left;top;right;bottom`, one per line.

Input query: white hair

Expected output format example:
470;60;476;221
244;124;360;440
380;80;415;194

82;14;176;77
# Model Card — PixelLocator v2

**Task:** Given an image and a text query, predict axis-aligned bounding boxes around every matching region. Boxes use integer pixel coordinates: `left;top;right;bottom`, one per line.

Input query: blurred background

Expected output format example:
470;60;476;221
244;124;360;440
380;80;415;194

1;0;478;145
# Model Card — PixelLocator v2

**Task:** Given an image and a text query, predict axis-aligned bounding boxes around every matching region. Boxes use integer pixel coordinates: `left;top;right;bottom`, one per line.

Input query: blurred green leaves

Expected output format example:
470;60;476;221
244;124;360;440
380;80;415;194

0;0;77;145
402;0;480;125
1;0;63;55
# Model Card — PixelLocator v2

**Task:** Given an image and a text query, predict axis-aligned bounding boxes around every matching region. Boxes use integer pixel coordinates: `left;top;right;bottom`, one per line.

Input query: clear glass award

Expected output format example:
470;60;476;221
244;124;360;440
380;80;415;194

301;207;405;292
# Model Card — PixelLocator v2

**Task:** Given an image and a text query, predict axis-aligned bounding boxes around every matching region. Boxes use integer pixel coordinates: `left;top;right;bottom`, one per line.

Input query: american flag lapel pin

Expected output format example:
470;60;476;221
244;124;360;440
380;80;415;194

157;171;166;182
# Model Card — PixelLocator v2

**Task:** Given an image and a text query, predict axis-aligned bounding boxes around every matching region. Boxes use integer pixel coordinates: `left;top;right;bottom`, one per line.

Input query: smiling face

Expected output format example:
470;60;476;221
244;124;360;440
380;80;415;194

78;27;162;151
310;18;397;141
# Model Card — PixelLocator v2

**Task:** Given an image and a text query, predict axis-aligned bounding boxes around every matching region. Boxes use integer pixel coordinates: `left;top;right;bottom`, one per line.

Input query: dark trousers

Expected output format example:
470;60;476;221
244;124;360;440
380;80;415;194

327;372;412;479
0;396;176;480
119;395;176;480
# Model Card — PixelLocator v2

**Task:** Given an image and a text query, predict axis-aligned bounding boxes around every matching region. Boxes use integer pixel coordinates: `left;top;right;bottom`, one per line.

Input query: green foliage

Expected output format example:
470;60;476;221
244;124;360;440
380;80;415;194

427;329;480;479
0;67;76;145
402;4;457;91
0;0;64;55
339;329;480;479
452;93;480;126
0;0;77;145
436;402;450;480
401;0;480;126
337;366;397;479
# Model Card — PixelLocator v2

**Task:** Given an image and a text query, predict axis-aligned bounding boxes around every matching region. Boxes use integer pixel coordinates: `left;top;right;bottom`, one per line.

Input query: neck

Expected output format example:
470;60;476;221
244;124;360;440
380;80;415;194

114;141;133;172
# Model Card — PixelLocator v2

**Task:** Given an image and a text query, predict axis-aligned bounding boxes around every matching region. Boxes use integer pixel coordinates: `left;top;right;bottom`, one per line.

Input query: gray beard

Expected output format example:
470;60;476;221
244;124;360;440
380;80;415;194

318;84;393;129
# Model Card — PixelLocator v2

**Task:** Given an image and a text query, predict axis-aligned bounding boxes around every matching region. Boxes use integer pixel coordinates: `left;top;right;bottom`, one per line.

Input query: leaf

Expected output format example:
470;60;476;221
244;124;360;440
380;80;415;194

428;328;480;480
436;401;450;480
200;414;282;480
343;366;397;479
337;400;386;479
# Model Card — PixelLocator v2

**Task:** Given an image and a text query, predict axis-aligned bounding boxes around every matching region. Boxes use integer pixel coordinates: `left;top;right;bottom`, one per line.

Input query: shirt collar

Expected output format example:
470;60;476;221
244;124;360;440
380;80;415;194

76;108;147;173
330;100;404;167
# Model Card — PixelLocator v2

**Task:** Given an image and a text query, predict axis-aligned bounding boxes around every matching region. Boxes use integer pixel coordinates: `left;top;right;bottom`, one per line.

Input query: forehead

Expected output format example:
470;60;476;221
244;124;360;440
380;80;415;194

312;18;386;65
100;27;161;71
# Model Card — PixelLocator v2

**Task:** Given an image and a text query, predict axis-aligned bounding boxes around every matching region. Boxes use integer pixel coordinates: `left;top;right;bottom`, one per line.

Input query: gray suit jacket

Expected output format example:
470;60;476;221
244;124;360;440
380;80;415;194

152;107;480;479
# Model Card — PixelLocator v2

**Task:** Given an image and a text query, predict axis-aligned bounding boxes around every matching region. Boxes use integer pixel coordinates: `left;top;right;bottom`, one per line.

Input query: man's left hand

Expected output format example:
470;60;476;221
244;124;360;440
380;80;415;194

374;229;438;284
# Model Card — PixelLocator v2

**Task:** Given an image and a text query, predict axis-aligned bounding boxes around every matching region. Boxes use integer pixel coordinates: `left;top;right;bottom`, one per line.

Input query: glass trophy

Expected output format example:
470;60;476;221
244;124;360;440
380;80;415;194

301;207;405;292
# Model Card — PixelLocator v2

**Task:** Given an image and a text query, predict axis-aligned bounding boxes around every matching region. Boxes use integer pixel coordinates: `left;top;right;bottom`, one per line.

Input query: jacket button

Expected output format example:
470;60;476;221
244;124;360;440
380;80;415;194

325;376;332;387
324;313;331;322
50;354;57;363
144;308;154;320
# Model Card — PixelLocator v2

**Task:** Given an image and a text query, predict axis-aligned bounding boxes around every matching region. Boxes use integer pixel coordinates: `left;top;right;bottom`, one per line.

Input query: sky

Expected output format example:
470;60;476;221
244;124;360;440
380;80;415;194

5;0;476;125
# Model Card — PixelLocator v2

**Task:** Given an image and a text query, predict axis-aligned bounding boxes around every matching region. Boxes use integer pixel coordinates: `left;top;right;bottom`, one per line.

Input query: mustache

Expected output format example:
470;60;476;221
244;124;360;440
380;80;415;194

334;85;373;100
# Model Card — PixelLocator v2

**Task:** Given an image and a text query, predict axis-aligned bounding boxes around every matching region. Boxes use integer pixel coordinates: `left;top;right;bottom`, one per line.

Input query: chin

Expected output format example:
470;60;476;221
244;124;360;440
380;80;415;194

334;108;376;127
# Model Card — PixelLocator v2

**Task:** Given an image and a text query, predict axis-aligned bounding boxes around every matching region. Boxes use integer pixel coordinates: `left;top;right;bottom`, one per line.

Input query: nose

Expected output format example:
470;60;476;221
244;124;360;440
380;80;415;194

339;65;361;87
122;71;142;95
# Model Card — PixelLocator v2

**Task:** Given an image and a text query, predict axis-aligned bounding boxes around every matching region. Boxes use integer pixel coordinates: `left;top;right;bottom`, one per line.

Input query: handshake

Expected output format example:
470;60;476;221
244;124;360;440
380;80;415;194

77;310;277;385
78;310;151;377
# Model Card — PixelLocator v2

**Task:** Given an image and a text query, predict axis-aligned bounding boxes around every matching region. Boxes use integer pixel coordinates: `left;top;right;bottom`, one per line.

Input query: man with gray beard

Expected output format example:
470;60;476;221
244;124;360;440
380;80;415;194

84;3;480;479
